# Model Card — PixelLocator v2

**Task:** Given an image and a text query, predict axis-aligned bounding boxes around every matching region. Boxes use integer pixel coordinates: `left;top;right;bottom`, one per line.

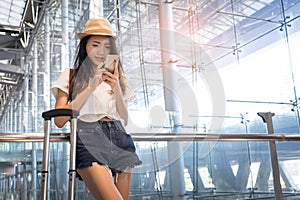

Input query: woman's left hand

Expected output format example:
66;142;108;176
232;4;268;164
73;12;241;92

102;60;119;91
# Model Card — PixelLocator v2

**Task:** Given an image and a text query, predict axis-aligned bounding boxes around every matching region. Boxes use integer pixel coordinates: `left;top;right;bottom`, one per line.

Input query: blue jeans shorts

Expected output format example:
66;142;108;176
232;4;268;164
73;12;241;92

76;120;142;178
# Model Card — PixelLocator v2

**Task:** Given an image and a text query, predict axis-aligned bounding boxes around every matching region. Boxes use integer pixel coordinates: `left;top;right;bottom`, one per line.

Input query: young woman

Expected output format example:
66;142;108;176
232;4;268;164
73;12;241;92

51;18;142;200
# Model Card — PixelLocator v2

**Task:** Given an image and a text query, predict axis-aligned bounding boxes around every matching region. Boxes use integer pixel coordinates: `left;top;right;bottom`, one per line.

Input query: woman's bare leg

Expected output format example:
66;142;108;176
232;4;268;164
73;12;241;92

115;168;132;200
77;162;123;200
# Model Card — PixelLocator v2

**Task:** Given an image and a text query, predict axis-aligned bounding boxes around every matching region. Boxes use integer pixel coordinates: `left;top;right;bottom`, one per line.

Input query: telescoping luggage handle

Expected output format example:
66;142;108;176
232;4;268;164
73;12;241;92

42;108;79;120
41;108;79;200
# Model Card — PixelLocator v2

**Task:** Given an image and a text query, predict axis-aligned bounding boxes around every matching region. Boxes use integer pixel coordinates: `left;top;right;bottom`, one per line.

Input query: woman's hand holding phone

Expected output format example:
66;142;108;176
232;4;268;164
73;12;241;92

102;58;119;91
104;55;119;73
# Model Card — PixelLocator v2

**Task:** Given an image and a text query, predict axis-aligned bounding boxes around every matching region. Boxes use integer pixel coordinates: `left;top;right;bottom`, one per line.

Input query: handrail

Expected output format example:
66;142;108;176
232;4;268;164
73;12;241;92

0;133;68;142
1;132;300;142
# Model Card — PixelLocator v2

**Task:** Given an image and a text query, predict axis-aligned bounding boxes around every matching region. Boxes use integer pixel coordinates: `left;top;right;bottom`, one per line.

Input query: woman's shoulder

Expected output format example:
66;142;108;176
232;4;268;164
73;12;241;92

63;68;71;74
51;68;71;98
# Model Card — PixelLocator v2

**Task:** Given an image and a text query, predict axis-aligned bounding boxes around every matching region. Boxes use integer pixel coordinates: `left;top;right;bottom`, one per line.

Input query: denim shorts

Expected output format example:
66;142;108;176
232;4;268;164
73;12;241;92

76;120;142;178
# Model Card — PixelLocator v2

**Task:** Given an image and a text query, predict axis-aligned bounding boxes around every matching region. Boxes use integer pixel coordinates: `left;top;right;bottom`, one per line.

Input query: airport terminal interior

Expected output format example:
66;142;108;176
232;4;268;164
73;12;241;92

1;0;300;199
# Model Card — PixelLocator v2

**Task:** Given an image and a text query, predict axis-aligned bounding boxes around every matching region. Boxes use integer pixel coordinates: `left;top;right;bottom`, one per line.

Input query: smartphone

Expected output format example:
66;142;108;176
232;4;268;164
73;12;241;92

104;54;119;73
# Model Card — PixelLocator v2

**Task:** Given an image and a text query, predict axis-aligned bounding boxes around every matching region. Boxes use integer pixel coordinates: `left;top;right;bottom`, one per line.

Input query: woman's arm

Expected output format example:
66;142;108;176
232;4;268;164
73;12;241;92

54;71;103;128
54;87;93;128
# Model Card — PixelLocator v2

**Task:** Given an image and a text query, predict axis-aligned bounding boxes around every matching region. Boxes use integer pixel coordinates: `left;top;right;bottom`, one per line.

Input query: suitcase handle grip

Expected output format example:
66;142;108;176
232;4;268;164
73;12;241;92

42;109;79;120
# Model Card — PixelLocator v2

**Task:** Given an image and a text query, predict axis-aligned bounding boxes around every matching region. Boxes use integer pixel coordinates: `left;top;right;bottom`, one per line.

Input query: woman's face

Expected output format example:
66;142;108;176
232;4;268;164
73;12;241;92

86;35;111;67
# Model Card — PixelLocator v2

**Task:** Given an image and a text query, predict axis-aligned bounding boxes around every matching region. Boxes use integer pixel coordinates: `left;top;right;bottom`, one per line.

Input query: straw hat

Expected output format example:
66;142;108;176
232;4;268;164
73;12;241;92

77;18;117;40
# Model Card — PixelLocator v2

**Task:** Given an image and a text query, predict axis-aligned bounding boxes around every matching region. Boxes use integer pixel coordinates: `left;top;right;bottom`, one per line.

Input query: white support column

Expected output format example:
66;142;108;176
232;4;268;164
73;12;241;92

31;38;38;200
18;95;23;132
158;0;179;112
32;39;38;132
44;11;51;111
158;1;186;199
62;0;69;70
19;56;26;132
43;11;51;199
31;144;37;200
62;0;70;198
23;63;29;132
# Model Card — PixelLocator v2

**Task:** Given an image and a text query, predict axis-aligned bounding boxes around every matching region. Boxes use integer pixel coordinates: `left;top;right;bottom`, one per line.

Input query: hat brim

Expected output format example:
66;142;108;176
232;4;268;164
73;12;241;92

77;32;117;40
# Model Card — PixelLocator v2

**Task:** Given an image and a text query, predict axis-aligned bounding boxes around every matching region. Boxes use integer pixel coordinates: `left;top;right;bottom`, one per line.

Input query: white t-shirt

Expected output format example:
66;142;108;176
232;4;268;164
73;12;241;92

50;68;135;124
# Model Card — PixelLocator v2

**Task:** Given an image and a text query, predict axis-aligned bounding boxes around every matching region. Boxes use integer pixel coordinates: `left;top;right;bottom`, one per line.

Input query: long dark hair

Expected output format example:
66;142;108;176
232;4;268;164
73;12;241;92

68;36;126;101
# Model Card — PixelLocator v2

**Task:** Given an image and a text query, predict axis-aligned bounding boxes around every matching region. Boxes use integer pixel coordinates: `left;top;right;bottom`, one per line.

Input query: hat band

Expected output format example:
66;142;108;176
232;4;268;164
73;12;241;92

83;28;113;36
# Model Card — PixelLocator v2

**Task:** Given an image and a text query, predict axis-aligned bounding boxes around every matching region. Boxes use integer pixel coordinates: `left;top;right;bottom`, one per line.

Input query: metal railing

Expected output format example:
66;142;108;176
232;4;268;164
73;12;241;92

1;111;300;200
1;132;300;142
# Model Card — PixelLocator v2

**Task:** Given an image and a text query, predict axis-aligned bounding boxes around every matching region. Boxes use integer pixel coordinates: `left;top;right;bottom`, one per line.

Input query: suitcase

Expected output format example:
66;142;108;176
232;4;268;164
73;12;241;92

41;108;79;200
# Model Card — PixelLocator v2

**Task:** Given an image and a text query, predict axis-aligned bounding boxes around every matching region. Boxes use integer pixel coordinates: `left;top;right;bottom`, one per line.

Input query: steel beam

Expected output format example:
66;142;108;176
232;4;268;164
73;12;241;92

0;63;24;75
